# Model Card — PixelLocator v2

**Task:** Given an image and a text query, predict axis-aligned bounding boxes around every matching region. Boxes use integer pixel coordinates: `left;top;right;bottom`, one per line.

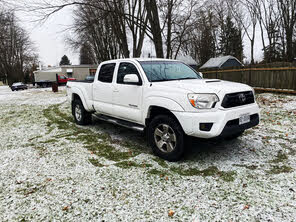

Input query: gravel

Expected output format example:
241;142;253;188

0;86;295;221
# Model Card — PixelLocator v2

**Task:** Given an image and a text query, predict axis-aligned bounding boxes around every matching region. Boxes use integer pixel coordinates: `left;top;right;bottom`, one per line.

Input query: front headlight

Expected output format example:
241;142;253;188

251;87;255;96
188;93;219;109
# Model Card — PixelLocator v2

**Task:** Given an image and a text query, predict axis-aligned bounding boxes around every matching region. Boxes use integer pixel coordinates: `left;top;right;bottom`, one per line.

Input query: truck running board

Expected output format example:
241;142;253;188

94;114;145;132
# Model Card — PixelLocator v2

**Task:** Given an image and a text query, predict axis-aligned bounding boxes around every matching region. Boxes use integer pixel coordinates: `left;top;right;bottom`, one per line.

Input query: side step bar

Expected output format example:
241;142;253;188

94;114;145;132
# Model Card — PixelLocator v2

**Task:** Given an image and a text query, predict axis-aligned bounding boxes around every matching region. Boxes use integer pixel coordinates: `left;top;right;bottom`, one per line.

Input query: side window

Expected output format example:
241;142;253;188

98;63;116;83
117;62;141;84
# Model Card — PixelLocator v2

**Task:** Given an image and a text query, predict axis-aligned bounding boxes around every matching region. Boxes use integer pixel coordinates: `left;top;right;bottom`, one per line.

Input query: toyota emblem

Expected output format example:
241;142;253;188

239;93;246;103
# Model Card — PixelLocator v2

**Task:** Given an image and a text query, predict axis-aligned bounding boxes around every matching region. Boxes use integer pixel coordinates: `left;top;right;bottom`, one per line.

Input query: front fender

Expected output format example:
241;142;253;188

143;96;185;122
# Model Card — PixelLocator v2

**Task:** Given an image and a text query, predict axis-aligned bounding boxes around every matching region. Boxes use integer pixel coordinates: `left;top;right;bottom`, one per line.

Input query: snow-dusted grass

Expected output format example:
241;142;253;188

0;86;295;221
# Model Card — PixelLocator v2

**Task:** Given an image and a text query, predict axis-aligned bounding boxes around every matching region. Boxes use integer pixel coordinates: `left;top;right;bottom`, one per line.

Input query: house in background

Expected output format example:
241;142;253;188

34;64;98;81
61;65;98;79
199;55;243;70
176;55;198;70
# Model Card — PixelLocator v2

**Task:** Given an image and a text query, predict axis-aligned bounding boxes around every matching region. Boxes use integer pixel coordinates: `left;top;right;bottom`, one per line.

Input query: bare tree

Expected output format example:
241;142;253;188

0;9;37;85
277;0;296;61
105;0;130;58
69;4;122;62
125;0;148;57
157;0;199;59
26;0;202;59
255;0;282;62
144;0;164;58
228;0;257;64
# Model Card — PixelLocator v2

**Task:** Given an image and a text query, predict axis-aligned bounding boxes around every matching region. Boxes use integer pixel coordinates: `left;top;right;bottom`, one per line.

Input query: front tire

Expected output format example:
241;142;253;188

72;99;92;125
148;115;185;161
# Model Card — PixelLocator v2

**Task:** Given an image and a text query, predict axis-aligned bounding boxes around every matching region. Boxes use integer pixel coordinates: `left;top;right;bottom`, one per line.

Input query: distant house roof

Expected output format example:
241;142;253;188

34;67;62;74
176;55;198;66
200;56;243;69
34;65;98;74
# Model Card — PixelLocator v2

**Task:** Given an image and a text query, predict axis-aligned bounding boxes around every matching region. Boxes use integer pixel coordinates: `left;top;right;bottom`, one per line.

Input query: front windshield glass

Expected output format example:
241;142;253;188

13;82;22;86
139;61;202;82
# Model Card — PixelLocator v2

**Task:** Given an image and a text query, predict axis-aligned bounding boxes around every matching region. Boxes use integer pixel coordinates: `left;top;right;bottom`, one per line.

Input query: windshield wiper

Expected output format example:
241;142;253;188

151;77;198;82
167;77;198;81
151;79;169;82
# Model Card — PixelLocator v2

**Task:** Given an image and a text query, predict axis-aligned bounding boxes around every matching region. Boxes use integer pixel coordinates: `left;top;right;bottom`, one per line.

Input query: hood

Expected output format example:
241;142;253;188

152;79;252;94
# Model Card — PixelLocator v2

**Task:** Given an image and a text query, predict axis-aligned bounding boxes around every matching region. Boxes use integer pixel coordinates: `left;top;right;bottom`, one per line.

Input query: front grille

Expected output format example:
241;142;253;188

221;91;254;108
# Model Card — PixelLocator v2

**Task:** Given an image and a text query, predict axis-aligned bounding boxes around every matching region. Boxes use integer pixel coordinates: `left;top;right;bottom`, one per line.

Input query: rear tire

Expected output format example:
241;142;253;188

148;115;185;162
72;99;92;125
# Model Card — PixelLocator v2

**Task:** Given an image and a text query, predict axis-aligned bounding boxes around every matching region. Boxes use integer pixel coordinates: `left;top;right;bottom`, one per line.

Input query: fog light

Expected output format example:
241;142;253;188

200;123;213;132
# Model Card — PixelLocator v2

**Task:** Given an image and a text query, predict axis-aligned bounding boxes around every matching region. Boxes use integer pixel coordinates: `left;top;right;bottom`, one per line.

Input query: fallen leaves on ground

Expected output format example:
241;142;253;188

168;209;175;217
62;206;70;211
243;205;250;210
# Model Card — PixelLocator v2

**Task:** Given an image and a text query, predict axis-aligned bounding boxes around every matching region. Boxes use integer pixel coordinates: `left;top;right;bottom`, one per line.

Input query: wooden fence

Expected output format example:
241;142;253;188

200;67;296;90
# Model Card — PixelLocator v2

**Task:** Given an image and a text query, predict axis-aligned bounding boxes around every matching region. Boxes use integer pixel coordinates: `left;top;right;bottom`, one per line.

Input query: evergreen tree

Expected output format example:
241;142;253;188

199;11;216;65
219;16;243;61
79;42;94;65
59;55;71;66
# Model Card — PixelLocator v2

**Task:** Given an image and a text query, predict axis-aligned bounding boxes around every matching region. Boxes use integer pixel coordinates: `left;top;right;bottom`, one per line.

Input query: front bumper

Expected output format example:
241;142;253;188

173;103;260;138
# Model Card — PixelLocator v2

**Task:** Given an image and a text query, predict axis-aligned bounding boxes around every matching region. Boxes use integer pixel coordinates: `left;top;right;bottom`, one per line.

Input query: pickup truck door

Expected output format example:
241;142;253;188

93;63;116;115
112;62;143;123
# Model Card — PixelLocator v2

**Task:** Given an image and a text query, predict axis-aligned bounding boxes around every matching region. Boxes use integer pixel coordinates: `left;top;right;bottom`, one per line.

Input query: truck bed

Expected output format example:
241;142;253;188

68;80;94;83
67;80;94;112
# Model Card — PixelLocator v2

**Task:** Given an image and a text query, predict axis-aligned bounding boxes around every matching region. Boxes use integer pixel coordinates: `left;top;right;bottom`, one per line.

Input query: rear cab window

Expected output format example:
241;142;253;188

98;63;116;83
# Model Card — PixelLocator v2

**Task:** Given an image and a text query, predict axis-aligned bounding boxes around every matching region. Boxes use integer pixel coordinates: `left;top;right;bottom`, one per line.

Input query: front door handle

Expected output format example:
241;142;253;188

113;89;119;93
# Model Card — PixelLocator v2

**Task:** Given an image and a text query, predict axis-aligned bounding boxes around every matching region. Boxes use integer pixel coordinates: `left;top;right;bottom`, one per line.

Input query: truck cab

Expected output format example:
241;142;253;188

57;75;76;85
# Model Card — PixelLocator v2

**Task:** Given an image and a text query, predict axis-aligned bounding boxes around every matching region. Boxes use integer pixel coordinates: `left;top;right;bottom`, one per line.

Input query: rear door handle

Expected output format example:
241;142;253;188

113;89;119;93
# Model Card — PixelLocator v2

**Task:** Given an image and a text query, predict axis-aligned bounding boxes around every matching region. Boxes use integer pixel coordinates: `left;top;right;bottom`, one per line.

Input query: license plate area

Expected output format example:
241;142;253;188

239;113;250;125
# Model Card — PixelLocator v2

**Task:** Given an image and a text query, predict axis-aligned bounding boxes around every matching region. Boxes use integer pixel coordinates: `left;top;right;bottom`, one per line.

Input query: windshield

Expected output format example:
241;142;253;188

12;82;23;86
139;61;202;82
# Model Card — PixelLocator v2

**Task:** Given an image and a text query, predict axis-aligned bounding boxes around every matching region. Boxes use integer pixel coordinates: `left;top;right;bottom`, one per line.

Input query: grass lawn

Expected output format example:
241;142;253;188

0;86;295;221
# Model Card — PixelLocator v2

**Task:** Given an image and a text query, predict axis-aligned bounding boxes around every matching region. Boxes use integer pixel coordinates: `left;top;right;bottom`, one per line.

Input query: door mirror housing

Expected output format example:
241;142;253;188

123;74;141;85
199;72;203;78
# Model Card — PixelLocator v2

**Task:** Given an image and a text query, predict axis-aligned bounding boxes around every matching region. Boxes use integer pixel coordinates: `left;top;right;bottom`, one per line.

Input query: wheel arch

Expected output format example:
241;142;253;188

145;106;183;131
70;87;92;112
143;97;185;128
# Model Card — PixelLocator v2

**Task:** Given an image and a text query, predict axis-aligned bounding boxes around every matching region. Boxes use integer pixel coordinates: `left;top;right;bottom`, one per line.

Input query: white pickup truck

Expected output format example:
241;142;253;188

67;58;260;161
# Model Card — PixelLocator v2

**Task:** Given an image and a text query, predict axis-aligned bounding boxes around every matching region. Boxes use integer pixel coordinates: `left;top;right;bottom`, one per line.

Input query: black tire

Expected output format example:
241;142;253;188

72;99;92;125
148;115;185;162
225;130;244;140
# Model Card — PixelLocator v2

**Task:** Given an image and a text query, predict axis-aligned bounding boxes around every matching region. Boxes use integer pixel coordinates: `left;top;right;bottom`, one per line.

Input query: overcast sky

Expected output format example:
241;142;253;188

14;3;263;66
17;6;79;66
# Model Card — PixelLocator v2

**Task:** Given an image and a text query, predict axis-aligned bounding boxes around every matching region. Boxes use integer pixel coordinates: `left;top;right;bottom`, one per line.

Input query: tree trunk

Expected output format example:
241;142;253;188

286;31;293;61
166;0;173;59
145;0;164;58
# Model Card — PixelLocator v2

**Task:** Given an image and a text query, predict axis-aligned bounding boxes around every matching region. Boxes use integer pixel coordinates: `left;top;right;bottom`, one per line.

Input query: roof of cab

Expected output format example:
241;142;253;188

101;58;182;63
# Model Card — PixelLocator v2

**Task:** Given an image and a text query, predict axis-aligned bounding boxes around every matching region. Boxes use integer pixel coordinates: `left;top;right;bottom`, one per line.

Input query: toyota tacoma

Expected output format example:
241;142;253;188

66;59;260;161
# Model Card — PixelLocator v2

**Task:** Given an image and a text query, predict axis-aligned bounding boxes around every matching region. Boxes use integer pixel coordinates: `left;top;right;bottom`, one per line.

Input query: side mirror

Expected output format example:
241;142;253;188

199;72;203;78
123;74;141;85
